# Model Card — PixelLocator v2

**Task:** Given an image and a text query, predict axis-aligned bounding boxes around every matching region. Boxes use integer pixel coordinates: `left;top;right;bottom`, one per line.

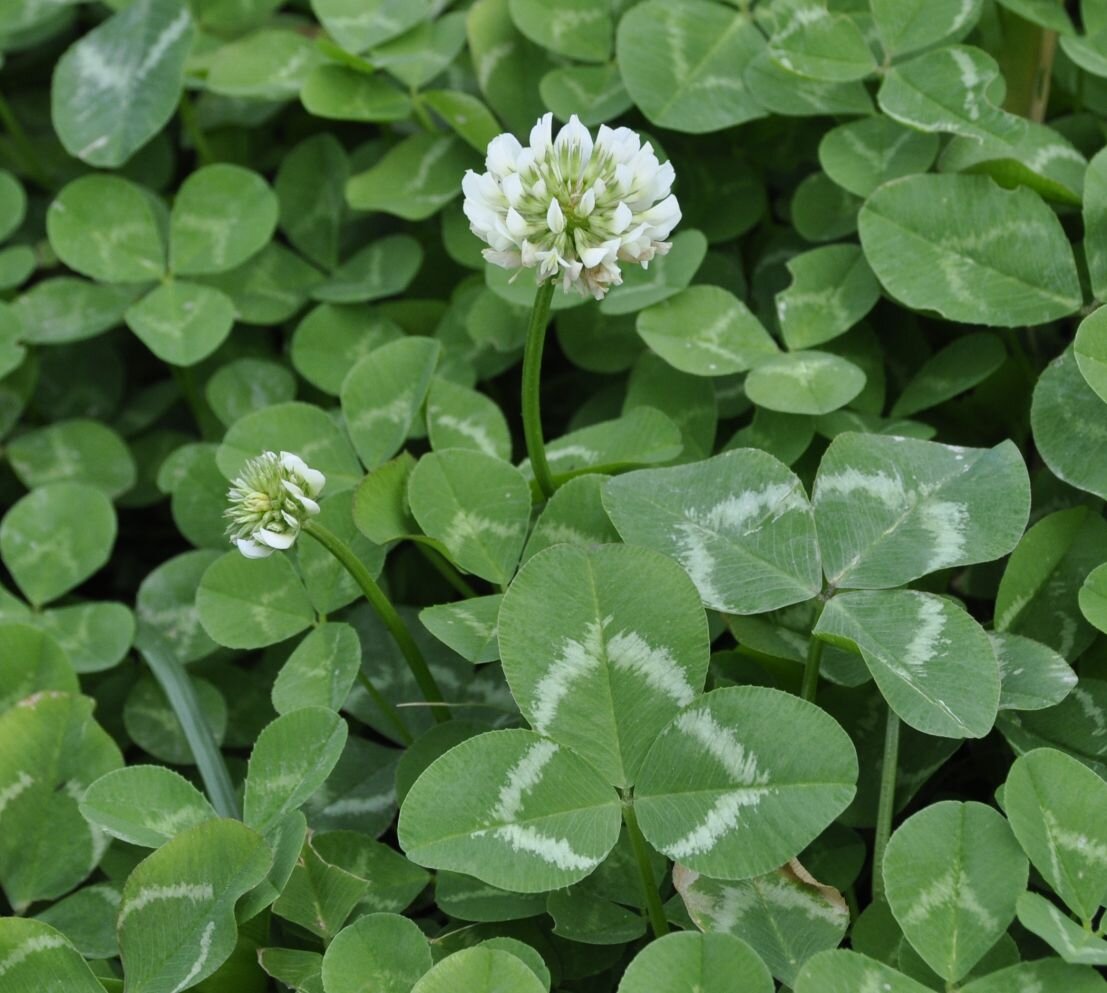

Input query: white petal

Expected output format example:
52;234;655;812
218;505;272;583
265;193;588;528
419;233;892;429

256;527;298;550
506;207;530;238
579;189;596;216
484;248;522;269
486;132;522;175
547;198;566;234
611;201;632;234
236;537;273;559
555;114;593;167
579;245;609;268
529;113;553;158
502;171;524;206
299;495;321;516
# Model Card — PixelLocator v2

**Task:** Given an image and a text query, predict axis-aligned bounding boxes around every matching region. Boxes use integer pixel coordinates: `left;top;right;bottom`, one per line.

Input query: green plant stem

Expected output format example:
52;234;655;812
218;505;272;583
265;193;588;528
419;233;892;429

410;89;440;133
522;280;558;500
801;599;827;703
414;541;478;598
0;90;50;191
622;798;669;939
136;624;240;819
871;706;901;901
303;519;450;723
178;90;214;166
355;670;414;745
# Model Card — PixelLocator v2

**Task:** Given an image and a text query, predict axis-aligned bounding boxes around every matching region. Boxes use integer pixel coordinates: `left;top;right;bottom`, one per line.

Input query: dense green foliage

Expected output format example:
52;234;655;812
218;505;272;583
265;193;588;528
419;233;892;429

1;0;1107;991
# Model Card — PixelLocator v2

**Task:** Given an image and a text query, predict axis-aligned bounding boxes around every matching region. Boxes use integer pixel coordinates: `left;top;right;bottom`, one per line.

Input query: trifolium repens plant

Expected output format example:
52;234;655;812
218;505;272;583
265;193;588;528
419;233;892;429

224;450;325;558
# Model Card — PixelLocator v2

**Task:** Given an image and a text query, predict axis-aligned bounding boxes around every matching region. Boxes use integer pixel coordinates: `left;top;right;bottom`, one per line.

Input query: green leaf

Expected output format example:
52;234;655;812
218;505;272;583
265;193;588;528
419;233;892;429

0;482;117;607
1005;747;1107;922
795;949;932;993
521;473;620;563
296;491;385;616
500;544;708;786
995;506;1107;659
321;913;432;993
996;0;1074;31
244;708;347;834
205;29;322;100
206;357;296;428
883;801;1028;982
0;693;122;911
118;818;273;993
743;51;873;116
410;947;546;993
466;0;550;134
136;550;221;664
197;552;315;649
341;337;439;469
0;170;26;242
815;590;1000;738
618;931;773;993
291;305;402;396
14;277;139;346
125;281;236;366
819;117;940;197
421;90;503;152
509;0;611;61
408;449;530;584
300;65;412;122
427;377;512;461
370;14;467;89
275;134;348;271
634;686;857;879
858;174;1082;326
47;175;165;283
637;285;778;376
420;597;501;664
776;245;880;350
216;401;363;493
1016;891;1107;965
960;960;1107;993
311;0;431;54
765;1;875;82
891;333;1006;417
674;861;849;985
1084;148;1107;301
990;631;1077;712
313;239;421;309
123;673;227;766
744;351;866;416
346;134;475;220
615;0;766;134
51;0;193;168
1033;348;1107;500
0;919;108;992
870;0;981;57
529;407;683;478
352;453;419;545
170;164;278;276
1075;308;1107;403
878;46;1017;142
199;243;323;325
540;65;632;128
813;434;1029;589
0;623;76;713
7;418;136;498
79;764;217;847
602;449;821;615
272;622;362;714
398;729;622;892
259;948;323;993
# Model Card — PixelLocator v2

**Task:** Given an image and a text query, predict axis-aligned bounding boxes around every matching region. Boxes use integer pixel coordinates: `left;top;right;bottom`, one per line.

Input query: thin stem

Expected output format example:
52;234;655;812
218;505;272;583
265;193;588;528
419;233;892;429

623;798;669;939
136;624;239;819
414;541;478;598
179;90;215;166
521;280;557;500
871;706;901;901
355;670;414;745
0;90;50;191
303;520;450;723
801;598;827;703
410;89;440;133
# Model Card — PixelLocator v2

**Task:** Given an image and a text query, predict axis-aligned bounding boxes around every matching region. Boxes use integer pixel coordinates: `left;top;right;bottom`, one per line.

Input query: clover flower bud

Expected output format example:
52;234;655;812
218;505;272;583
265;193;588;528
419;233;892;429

224;451;325;559
462;112;681;300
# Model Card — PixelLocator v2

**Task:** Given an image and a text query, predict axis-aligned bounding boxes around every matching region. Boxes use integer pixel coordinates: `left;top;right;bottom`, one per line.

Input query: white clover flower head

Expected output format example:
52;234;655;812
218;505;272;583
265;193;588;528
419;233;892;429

224;450;325;559
462;112;681;300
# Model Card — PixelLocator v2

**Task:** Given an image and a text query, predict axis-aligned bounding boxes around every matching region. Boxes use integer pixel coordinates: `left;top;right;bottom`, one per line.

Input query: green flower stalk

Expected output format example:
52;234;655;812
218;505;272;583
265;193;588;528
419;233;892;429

225;451;448;728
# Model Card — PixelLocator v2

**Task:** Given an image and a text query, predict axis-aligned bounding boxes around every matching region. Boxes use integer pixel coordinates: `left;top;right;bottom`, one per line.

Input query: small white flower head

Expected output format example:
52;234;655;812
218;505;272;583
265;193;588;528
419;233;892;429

462;113;681;300
224;451;325;559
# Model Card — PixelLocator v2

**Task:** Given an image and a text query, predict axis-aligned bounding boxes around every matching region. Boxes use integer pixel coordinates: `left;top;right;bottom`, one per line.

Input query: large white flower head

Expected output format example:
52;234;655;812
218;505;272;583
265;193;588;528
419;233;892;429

462;113;681;300
224;451;325;559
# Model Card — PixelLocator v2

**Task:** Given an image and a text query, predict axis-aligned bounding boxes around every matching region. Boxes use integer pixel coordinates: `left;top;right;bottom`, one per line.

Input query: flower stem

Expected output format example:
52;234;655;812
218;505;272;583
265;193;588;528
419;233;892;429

303;520;450;723
414;541;478;598
871;706;901;901
0;89;51;191
623;797;669;939
179;90;215;166
801;599;827;703
522;280;558;500
136;624;240;819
